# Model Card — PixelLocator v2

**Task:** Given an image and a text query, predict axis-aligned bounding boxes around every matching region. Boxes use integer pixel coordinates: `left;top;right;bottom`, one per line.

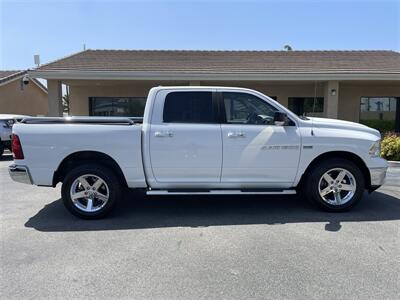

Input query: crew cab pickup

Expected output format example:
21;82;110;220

9;86;387;218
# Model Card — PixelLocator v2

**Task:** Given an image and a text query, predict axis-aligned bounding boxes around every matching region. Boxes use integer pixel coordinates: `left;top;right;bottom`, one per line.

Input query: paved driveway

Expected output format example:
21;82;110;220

1;153;399;299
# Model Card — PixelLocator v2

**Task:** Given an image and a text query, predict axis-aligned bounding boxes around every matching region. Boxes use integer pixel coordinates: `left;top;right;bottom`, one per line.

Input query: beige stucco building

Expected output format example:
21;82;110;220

29;50;400;131
0;70;48;116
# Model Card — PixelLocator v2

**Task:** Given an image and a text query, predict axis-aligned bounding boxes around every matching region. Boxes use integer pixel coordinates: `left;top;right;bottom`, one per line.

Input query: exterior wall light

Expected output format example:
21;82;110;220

330;89;337;96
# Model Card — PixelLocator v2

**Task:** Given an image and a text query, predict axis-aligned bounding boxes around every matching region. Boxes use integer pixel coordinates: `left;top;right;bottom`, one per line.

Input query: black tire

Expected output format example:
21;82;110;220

305;158;365;212
61;164;121;219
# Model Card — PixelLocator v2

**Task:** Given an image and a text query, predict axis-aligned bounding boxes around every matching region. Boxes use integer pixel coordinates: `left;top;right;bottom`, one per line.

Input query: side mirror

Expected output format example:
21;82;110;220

273;112;288;126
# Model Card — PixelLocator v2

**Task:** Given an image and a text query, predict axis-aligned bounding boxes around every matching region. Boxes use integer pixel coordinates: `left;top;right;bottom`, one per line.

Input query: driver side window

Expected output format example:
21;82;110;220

223;92;278;125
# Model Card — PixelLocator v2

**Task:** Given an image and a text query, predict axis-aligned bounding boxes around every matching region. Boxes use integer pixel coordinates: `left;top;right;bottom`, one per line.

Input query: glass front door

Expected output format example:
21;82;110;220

288;97;324;117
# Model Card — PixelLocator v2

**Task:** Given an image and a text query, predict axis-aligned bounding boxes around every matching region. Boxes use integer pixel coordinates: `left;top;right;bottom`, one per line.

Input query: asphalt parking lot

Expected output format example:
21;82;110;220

1;152;399;299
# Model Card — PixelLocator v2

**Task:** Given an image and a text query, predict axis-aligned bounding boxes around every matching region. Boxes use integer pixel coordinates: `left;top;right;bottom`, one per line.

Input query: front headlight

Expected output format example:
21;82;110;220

369;140;381;157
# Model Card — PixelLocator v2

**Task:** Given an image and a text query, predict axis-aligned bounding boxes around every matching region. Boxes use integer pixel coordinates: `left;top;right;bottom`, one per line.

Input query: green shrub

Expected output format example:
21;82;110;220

360;119;395;133
381;133;400;161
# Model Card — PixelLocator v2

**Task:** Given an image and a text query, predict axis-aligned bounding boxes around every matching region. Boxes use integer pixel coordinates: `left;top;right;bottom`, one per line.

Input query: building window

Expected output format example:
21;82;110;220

360;97;397;112
163;91;215;123
89;97;146;117
288;97;324;116
359;97;399;132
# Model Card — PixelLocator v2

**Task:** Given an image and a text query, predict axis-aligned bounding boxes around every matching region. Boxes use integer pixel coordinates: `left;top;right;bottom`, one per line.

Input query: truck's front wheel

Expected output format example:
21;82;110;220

305;158;365;212
61;164;121;219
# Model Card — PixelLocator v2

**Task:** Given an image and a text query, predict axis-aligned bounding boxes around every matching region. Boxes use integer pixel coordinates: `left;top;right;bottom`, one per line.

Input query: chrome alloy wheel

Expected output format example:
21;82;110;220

70;174;109;213
318;168;357;206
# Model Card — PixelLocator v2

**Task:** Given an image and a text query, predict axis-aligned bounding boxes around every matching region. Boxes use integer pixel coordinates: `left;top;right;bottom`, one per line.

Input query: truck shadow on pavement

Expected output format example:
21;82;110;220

25;190;400;232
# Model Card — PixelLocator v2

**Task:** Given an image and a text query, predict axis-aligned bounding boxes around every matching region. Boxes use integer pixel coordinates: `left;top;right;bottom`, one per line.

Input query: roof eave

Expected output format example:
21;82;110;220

28;70;400;81
0;71;26;86
0;72;47;93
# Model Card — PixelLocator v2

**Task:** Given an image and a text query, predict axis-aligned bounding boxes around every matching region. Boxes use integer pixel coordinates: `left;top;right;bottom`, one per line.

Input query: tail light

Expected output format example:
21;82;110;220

11;134;24;159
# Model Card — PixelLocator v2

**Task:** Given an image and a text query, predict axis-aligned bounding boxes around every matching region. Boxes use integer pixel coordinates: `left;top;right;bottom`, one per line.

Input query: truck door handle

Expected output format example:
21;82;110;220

154;131;174;137
227;131;246;138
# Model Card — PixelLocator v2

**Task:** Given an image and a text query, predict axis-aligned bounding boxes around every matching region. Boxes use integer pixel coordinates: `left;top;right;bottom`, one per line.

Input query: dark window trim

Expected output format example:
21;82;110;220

212;91;221;124
216;91;226;123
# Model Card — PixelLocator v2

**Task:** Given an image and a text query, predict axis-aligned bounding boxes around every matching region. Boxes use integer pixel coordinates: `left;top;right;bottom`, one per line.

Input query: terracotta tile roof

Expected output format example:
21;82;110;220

35;50;400;74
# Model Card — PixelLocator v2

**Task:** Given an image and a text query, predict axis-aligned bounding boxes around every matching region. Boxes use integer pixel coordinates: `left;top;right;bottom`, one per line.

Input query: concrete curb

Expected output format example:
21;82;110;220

388;161;400;168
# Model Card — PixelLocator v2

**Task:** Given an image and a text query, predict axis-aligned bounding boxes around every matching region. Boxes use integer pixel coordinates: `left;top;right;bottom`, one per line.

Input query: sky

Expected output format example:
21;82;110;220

0;0;399;70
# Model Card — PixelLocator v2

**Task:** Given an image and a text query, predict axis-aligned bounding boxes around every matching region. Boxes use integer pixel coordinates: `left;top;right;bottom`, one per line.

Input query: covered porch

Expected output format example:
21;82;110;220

42;78;400;131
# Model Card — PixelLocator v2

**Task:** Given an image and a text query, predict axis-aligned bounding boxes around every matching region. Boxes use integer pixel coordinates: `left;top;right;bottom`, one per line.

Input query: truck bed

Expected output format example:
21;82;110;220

12;117;146;188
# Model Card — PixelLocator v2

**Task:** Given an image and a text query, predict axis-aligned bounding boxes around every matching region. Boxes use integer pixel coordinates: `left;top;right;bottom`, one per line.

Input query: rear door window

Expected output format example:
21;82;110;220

163;92;215;123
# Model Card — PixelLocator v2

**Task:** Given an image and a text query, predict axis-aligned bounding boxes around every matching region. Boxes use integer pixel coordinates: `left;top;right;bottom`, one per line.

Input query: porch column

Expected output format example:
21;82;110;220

47;80;63;116
324;81;339;119
189;81;201;86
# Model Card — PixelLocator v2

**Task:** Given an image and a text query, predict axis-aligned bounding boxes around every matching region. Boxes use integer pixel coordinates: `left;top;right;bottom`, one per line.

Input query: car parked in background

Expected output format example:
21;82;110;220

0;114;29;157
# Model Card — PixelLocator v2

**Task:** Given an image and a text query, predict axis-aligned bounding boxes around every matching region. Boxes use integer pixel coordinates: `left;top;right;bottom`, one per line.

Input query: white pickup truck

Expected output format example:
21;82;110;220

9;86;387;218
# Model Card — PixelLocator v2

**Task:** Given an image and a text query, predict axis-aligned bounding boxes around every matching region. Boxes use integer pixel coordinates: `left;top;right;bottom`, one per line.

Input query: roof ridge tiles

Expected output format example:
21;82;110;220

32;49;400;75
86;49;398;53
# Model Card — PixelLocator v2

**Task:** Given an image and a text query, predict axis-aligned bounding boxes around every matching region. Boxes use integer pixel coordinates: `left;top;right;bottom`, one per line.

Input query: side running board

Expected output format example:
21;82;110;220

146;189;296;195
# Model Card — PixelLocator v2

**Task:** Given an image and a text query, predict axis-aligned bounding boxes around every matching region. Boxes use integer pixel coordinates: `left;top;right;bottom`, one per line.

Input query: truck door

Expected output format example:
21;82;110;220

149;90;222;183
220;91;301;187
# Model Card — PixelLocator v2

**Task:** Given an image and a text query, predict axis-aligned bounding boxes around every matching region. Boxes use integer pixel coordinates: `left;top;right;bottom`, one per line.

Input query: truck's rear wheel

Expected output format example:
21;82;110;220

61;164;121;219
305;158;365;212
